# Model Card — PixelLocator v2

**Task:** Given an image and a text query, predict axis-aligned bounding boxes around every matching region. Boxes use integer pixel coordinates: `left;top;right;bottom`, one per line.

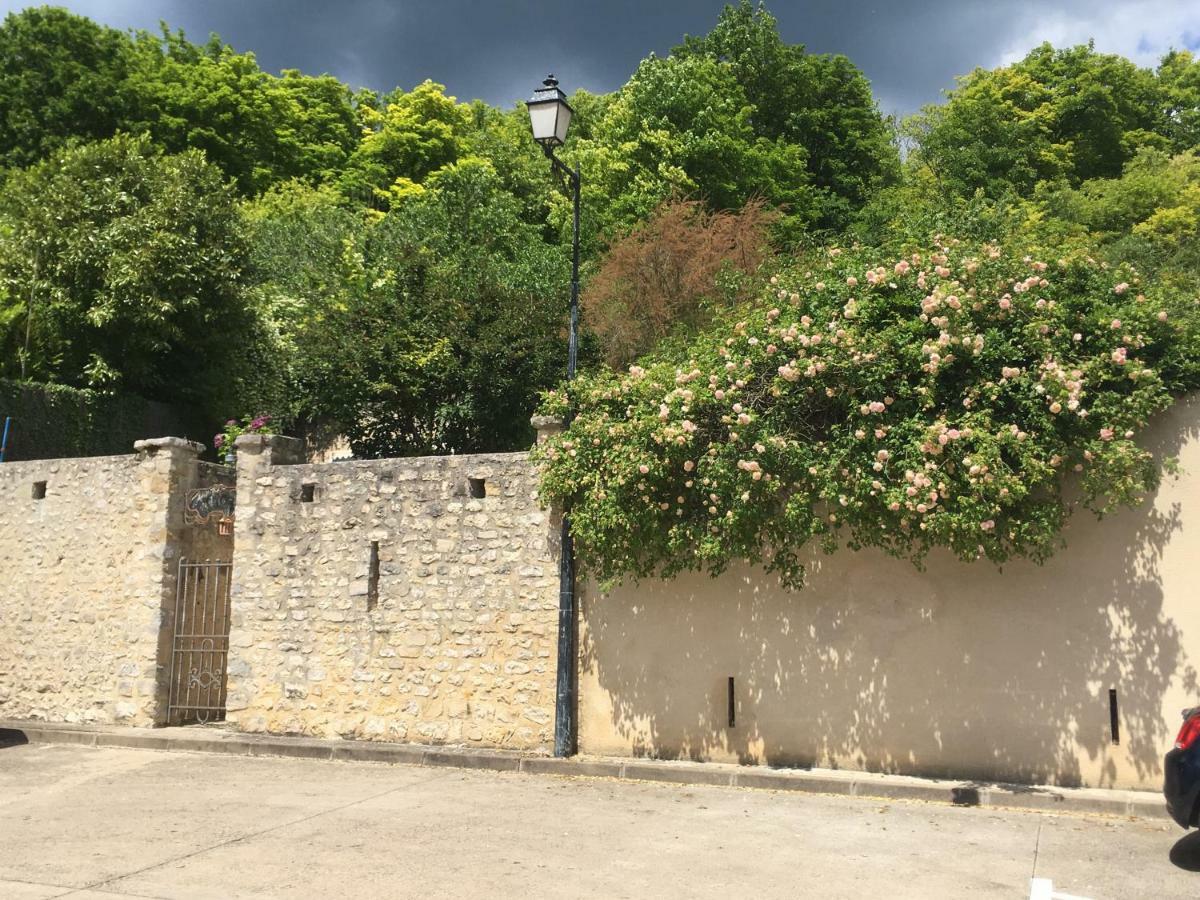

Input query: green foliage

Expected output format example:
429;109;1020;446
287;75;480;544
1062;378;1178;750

1157;50;1200;154
0;9;358;194
3;1;1200;483
536;238;1200;589
0;134;260;416
0;378;208;461
566;53;816;248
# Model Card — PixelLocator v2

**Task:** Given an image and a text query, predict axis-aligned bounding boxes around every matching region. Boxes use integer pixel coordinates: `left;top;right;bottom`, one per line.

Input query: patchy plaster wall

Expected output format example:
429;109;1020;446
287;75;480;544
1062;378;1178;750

578;397;1200;791
0;438;230;726
225;436;559;750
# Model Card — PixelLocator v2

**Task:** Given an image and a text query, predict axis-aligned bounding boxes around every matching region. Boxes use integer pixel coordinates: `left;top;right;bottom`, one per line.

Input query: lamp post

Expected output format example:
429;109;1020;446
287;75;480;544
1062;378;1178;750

528;74;580;757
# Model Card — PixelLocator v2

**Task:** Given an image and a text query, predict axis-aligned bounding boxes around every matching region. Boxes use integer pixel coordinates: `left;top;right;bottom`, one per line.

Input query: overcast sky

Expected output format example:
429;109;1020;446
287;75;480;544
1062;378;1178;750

6;1;1200;118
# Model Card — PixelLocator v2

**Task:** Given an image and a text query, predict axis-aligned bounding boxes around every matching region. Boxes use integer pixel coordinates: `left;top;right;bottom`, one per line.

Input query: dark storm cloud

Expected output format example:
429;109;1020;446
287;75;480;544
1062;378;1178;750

4;0;1198;116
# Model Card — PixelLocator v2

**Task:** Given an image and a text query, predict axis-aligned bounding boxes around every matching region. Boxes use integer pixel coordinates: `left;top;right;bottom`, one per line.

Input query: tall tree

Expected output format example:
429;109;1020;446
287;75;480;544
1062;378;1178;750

337;80;471;210
567;52;815;248
0;7;135;169
1158;50;1200;154
127;28;358;195
910;42;1169;199
676;0;899;229
267;159;574;456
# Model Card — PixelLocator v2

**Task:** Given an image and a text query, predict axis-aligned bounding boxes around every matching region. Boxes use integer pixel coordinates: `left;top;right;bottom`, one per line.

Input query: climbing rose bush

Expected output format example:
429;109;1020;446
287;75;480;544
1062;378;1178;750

533;238;1200;589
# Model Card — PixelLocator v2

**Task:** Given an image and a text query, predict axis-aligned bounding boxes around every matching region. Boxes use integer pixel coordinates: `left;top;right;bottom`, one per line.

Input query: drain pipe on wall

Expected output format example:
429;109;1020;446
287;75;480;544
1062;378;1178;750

0;416;11;462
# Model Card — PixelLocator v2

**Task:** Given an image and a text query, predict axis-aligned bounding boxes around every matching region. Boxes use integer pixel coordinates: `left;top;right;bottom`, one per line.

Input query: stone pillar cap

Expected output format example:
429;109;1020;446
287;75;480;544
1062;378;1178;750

234;432;305;465
531;415;564;445
133;436;205;454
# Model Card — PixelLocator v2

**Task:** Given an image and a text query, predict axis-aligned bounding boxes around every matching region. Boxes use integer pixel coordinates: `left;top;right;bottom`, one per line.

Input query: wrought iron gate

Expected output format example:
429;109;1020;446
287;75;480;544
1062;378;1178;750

167;558;233;724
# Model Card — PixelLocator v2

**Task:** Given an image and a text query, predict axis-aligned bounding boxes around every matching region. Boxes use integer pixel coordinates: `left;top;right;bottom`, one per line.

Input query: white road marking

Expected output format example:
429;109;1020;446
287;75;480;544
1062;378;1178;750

1030;877;1094;900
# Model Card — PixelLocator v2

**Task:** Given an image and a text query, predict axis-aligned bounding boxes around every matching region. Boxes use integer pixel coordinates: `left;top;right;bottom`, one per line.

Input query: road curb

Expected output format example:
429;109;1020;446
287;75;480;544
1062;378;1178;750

0;721;1168;820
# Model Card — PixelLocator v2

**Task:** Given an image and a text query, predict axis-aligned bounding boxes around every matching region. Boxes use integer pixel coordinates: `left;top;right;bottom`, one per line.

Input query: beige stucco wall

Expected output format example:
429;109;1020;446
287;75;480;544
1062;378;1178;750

224;438;560;749
579;397;1200;790
0;438;229;726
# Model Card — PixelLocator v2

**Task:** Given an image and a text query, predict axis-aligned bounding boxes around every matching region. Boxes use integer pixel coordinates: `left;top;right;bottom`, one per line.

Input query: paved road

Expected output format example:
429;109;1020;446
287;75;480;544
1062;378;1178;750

0;743;1196;899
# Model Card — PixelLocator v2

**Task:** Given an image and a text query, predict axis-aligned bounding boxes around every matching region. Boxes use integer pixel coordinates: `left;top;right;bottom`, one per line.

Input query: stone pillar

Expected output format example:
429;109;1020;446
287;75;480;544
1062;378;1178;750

132;437;206;725
231;434;304;531
225;434;303;730
530;415;564;444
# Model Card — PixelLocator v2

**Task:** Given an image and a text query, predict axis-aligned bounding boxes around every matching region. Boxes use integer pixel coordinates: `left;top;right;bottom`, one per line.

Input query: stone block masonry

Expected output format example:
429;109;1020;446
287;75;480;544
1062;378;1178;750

225;435;560;750
0;438;231;726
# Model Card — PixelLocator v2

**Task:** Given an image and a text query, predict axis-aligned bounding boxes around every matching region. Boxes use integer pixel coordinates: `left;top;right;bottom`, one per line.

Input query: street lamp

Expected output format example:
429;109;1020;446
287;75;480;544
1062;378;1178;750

528;74;580;757
527;74;573;150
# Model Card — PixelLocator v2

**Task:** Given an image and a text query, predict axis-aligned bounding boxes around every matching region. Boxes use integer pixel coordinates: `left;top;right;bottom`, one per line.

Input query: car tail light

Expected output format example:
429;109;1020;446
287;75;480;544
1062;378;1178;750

1176;715;1200;750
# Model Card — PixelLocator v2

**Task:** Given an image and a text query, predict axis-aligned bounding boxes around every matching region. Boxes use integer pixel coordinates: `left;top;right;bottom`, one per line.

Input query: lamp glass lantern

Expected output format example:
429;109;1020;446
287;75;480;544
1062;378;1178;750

527;75;573;148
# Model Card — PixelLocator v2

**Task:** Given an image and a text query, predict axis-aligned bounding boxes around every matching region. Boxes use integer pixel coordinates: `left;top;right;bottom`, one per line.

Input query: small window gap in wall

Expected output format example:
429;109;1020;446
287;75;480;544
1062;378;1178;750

300;482;316;503
367;541;380;611
727;676;736;728
1109;687;1120;745
32;481;46;500
468;477;486;499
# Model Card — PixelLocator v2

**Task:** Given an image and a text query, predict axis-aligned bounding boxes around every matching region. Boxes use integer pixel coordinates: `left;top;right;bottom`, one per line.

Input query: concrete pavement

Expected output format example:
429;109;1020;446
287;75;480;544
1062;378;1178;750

1;742;1197;899
1;721;1171;821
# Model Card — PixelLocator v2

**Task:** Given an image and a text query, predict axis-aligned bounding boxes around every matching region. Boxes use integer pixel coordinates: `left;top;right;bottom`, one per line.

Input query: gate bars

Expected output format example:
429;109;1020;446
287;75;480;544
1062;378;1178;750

166;558;233;724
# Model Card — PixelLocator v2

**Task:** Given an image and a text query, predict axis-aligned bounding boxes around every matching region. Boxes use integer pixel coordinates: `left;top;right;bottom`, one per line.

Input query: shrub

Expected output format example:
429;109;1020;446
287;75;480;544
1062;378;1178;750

535;237;1200;589
582;198;776;368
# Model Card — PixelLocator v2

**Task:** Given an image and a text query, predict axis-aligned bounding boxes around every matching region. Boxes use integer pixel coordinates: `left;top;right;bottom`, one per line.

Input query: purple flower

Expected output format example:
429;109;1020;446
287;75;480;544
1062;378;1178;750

214;434;225;448
226;419;237;426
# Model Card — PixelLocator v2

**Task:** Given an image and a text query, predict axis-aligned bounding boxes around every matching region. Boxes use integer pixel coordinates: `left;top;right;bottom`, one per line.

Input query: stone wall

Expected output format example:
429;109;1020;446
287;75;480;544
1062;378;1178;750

8;412;1200;791
225;436;560;750
0;438;231;726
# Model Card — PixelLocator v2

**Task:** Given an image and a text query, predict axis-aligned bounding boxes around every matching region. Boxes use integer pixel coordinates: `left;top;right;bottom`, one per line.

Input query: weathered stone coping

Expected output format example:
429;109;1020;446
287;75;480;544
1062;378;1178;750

0;720;1167;821
133;437;205;455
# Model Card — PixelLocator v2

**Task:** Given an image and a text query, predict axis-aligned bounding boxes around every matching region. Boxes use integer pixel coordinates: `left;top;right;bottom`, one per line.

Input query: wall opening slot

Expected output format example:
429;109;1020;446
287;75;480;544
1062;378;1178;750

468;477;486;499
728;676;736;728
367;541;380;611
1109;688;1120;745
32;481;46;500
300;483;316;503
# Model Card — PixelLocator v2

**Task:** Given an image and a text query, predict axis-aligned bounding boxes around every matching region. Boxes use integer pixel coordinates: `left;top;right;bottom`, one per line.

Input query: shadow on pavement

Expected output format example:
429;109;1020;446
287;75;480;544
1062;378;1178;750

0;728;29;749
1170;831;1200;871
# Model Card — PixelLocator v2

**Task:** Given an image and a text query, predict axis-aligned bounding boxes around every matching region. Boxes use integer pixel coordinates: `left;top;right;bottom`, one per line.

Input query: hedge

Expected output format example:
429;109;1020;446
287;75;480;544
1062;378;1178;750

0;380;211;461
